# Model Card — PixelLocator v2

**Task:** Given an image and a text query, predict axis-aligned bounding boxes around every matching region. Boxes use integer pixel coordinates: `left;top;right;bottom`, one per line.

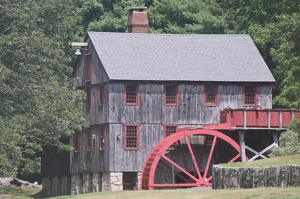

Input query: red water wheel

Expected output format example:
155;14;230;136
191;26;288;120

141;129;242;190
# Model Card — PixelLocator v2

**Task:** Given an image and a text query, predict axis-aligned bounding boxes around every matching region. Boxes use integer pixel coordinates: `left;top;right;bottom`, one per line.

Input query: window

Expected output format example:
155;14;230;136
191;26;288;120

98;84;104;106
99;125;105;150
164;85;178;105
73;132;80;152
124;84;139;105
204;85;218;106
86;54;92;82
243;85;257;106
86;128;92;151
164;125;178;150
86;84;91;108
124;125;139;150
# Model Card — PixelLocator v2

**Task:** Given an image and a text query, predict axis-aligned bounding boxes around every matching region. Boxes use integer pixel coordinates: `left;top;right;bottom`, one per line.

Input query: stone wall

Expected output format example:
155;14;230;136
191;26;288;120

213;164;300;189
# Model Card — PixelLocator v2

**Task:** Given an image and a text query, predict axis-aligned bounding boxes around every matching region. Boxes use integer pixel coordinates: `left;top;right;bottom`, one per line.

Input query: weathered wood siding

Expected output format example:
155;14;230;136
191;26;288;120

70;125;108;174
73;37;110;88
106;82;272;171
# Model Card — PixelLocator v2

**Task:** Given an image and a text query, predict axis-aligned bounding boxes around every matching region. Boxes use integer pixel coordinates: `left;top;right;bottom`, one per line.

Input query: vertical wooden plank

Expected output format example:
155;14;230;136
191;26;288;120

239;130;246;162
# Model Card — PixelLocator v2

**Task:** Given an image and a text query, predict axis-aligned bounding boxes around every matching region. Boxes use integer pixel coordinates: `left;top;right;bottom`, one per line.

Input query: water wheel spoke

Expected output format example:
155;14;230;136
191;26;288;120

160;152;198;182
203;135;217;179
184;135;202;180
178;141;189;172
228;153;241;163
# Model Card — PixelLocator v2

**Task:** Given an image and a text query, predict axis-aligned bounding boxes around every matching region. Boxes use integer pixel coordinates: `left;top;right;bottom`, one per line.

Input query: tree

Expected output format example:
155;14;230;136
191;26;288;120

0;0;86;177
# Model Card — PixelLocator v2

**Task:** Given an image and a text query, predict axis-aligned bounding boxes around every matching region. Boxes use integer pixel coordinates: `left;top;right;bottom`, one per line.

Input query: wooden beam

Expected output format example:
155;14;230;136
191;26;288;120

239;130;246;162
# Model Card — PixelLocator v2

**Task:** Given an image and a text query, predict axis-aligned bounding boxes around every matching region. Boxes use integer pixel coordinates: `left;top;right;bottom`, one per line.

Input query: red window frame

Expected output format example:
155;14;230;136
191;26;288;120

164;125;178;150
73;132;80;152
243;85;257;106
86;128;93;151
124;84;140;105
98;84;104;106
86;54;92;82
124;124;140;150
99;125;105;150
164;84;179;106
86;84;91;108
204;85;218;106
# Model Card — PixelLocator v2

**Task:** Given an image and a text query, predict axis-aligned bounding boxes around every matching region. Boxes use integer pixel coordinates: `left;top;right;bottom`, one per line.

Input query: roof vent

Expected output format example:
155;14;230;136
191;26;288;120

128;7;148;33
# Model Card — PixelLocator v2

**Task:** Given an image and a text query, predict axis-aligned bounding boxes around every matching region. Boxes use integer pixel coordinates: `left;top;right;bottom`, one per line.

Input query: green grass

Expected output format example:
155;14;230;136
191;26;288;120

219;154;300;168
2;187;299;199
49;188;300;199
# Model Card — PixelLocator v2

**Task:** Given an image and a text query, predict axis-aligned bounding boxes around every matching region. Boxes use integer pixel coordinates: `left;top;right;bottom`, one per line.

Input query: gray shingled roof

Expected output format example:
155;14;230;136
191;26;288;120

88;32;275;82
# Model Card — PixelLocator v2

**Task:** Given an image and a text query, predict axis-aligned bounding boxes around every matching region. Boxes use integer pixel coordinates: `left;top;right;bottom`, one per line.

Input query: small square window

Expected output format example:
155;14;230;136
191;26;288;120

164;125;178;150
204;85;218;106
164;85;178;105
124;84;139;105
244;85;257;106
86;128;92;151
99;125;105;150
124;125;139;150
73;132;80;152
98;84;104;106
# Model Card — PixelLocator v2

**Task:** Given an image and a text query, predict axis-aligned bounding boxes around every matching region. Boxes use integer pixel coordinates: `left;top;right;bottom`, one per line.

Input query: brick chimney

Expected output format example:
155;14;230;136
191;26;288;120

128;7;148;33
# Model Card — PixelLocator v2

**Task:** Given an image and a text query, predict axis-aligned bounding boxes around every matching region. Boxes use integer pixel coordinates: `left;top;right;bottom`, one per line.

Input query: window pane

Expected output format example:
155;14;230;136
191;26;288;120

245;86;255;105
206;85;216;104
126;85;137;104
166;85;177;104
100;126;105;150
125;126;138;149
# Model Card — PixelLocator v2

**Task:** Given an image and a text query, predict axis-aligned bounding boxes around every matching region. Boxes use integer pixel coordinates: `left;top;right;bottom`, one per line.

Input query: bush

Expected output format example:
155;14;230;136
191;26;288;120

270;130;300;157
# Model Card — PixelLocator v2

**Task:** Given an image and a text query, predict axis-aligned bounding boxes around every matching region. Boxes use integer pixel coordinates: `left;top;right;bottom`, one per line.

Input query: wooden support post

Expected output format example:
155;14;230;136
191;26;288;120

272;132;278;146
268;110;271;129
239;130;246;162
279;110;282;129
243;109;247;129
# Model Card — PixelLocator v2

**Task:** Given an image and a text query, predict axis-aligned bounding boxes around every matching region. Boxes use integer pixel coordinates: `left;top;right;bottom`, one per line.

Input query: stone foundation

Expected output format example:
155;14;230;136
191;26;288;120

213;164;300;189
42;171;142;196
42;177;52;197
61;176;70;195
110;172;123;191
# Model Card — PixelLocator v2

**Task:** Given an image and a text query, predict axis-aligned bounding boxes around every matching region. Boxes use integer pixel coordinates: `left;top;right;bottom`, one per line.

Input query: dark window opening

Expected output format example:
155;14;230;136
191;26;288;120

123;172;137;190
86;128;92;151
244;86;256;105
73;132;80;152
205;85;218;106
124;125;139;150
125;84;139;105
100;126;105;150
164;125;178;150
164;85;178;105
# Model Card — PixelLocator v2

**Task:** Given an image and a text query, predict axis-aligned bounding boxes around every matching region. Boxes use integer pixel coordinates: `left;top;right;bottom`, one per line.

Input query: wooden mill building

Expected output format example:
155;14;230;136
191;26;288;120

41;7;295;196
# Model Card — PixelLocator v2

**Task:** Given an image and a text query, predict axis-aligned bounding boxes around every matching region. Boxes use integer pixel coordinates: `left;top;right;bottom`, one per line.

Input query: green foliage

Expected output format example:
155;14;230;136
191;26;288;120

0;0;86;177
270;130;300;157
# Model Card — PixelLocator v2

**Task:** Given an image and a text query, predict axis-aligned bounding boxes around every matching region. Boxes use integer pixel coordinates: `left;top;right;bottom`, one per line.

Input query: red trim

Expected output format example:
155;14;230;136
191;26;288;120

163;124;178;150
99;125;105;150
124;124;140;150
73;132;80;152
124;84;140;106
164;84;179;106
86;84;91;108
85;54;92;82
204;84;218;106
86;127;92;151
98;84;104;106
243;85;258;106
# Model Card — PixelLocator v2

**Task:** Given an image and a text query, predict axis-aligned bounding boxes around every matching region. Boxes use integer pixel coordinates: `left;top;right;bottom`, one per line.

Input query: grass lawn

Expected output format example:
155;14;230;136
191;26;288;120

1;187;300;199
